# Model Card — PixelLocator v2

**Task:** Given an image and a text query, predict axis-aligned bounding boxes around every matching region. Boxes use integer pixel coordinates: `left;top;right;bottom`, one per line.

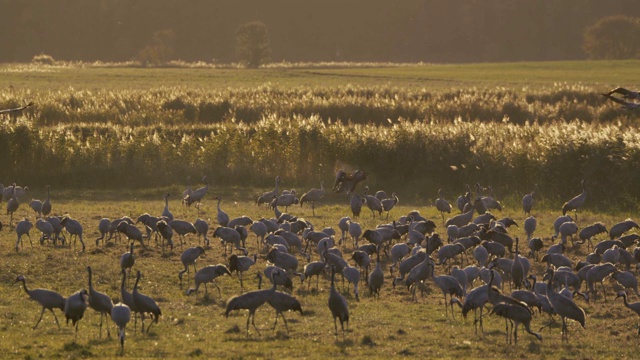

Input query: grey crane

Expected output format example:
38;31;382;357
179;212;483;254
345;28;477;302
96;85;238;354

368;252;384;298
229;253;257;290
474;244;489;267
349;194;365;219
612;271;640;298
250;221;268;248
271;192;299;212
456;185;471;213
162;193;174;222
120;242;135;277
86;266;113;338
256;176;281;206
445;207;475;228
186;264;231;298
541;253;573;269
15;218;33;251
265;247;305;282
522;190;534;216
304;261;326;290
523;216;536;241
156;219;175;249
436;243;466;269
562;180;587;221
610;219;639;239
555;221;579;247
119;270;139;335
511;237;525;290
333;169;367;194
263;266;294;291
490;302;542;344
374;190;388;201
300;181;325;216
451;266;468;294
585;262;618;302
225;270;278;336
111;303;131;354
0;101;33;115
96;218;110;246
435;189;452;223
137;213;162;244
351;250;371;280
227;215;254;231
431;263;465;317
393;250;427;290
6;183;19;226
184;176;209;211
116;221;145;247
168;219;197;246
212;196;229;227
64;289;89;341
132;271;162;334
381;192;399;220
404;253;434;300
29;199;43;217
193;218;210;246
602;92;640;109
363;186;383;219
35;218;54;245
328;265;349;338
61;217;85;251
41;185;51;216
528;237;543;261
182;176;193;206
15;275;65;330
178;246;206;286
342;265;361;301
480;186;503;212
106;217;134;244
553;215;573;237
47;216;66;245
545;268;586;342
347;220;362;248
578;222;608;251
214;226;248;255
604;87;640;100
451;284;489;334
615;291;640;337
338;217;351;244
389;243;410;276
266;290;303;333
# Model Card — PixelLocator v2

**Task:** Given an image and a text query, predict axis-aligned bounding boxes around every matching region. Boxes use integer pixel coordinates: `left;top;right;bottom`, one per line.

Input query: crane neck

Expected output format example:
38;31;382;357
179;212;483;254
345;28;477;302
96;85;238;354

19;278;29;294
133;272;141;291
87;267;93;288
121;271;126;290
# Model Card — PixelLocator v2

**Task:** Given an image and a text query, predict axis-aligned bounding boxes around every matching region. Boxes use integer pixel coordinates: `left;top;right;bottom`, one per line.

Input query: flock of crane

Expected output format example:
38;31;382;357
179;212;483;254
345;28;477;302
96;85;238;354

4;169;640;355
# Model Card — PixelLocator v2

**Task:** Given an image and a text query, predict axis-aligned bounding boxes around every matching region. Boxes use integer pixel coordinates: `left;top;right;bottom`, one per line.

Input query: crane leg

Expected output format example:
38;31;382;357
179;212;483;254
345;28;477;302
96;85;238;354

33;307;46;330
251;312;261;336
51;309;61;330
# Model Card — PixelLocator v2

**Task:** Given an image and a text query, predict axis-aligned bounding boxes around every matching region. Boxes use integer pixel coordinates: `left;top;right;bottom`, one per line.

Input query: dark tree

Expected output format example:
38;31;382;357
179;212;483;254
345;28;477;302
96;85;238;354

136;29;176;66
583;16;640;60
235;21;272;68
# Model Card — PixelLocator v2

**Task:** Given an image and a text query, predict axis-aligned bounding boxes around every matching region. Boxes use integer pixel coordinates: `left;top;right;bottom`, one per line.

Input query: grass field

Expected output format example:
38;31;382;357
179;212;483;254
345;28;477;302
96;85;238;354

2;60;640;358
1;188;640;359
2;60;640;91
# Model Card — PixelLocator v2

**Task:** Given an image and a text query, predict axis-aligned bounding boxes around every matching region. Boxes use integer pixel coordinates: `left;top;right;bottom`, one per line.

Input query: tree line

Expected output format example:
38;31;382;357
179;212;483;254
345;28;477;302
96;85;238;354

1;0;639;64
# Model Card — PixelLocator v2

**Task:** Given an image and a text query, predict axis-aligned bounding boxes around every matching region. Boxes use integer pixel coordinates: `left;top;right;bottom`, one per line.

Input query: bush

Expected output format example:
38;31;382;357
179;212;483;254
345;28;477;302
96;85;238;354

31;53;55;65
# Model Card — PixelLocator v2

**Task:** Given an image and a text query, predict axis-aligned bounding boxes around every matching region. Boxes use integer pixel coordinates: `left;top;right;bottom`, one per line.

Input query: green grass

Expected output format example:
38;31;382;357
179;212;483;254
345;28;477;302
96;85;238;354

2;60;640;92
1;189;639;359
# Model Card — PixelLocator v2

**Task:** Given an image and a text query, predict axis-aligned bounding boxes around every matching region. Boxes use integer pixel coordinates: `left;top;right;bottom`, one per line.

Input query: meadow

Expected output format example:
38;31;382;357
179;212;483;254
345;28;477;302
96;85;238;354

1;61;640;358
